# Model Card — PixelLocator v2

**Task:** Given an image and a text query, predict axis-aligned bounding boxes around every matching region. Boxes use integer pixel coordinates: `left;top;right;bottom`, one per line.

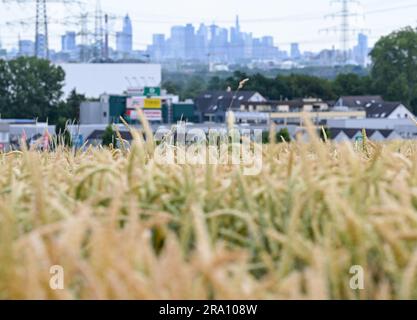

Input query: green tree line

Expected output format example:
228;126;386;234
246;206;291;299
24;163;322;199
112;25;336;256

163;27;417;115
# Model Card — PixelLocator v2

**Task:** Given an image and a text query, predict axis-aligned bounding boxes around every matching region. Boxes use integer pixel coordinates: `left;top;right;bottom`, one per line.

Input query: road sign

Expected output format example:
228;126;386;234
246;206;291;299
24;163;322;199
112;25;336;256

127;97;162;109
144;109;162;121
126;97;144;109
126;109;162;121
144;87;161;97
144;98;162;109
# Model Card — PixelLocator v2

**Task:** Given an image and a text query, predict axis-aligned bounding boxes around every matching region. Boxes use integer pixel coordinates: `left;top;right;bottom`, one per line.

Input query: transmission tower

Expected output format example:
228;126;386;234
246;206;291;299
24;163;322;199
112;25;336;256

93;0;104;61
79;13;89;62
35;0;48;59
104;13;109;61
323;0;365;65
2;0;86;59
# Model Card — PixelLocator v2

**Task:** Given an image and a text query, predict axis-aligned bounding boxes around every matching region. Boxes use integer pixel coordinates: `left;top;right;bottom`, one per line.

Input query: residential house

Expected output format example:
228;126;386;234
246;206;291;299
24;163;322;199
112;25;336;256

335;95;384;109
364;102;414;119
195;91;266;123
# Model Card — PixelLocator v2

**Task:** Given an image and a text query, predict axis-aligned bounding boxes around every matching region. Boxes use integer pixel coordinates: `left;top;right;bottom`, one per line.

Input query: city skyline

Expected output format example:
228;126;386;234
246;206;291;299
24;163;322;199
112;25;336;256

5;14;370;68
0;0;416;53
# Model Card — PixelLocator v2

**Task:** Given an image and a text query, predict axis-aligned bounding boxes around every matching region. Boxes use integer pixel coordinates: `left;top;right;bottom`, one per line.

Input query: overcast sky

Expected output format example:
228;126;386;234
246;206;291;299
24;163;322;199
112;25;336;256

1;0;417;52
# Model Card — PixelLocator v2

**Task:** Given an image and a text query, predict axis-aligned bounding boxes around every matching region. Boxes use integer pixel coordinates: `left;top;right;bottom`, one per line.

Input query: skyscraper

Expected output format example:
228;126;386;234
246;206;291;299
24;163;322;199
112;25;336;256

242;32;253;60
253;36;274;60
230;15;241;43
195;23;209;61
185;24;195;60
230;15;244;61
354;33;368;66
149;34;165;61
209;24;228;61
19;40;35;57
35;34;47;58
290;43;301;60
61;31;76;52
170;26;186;59
116;14;133;55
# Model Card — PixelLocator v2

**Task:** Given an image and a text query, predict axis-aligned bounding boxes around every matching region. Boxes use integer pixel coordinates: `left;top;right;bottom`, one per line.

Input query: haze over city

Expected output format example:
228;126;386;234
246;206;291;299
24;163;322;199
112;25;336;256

0;0;417;52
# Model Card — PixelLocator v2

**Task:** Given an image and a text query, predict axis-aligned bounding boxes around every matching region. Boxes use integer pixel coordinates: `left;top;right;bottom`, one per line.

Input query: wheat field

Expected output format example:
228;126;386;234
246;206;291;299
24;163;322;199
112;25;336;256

1;126;417;300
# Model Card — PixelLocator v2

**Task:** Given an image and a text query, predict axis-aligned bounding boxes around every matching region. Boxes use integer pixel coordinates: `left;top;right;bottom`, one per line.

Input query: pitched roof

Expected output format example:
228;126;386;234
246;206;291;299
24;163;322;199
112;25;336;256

364;102;403;118
276;99;305;109
328;128;358;139
328;128;394;140
378;129;395;138
337;95;384;108
195;91;261;113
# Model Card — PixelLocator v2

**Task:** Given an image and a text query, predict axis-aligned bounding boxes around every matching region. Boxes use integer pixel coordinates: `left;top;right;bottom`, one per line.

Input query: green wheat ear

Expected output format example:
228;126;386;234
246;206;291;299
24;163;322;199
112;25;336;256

361;128;368;151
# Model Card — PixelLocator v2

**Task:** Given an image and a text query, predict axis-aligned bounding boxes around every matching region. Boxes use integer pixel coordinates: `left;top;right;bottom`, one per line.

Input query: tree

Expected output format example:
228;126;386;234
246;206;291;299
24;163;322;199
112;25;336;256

277;128;291;142
207;76;223;90
0;59;11;117
102;125;117;147
262;128;291;144
55;117;72;147
333;73;373;96
49;89;86;124
370;27;417;114
64;89;85;121
286;74;336;100
162;80;181;96
184;76;206;100
0;57;65;120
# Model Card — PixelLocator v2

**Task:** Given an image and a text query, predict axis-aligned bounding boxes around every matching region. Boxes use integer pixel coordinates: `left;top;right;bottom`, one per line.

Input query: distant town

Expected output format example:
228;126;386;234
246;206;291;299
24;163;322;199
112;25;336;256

0;1;416;151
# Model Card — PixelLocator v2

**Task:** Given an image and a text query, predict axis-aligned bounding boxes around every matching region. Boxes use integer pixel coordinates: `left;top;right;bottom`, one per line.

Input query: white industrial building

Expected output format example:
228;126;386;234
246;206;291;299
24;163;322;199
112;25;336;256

58;63;162;98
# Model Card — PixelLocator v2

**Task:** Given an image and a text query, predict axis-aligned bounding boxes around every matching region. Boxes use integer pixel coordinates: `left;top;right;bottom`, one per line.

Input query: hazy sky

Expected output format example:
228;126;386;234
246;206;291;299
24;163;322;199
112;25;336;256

1;0;417;52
